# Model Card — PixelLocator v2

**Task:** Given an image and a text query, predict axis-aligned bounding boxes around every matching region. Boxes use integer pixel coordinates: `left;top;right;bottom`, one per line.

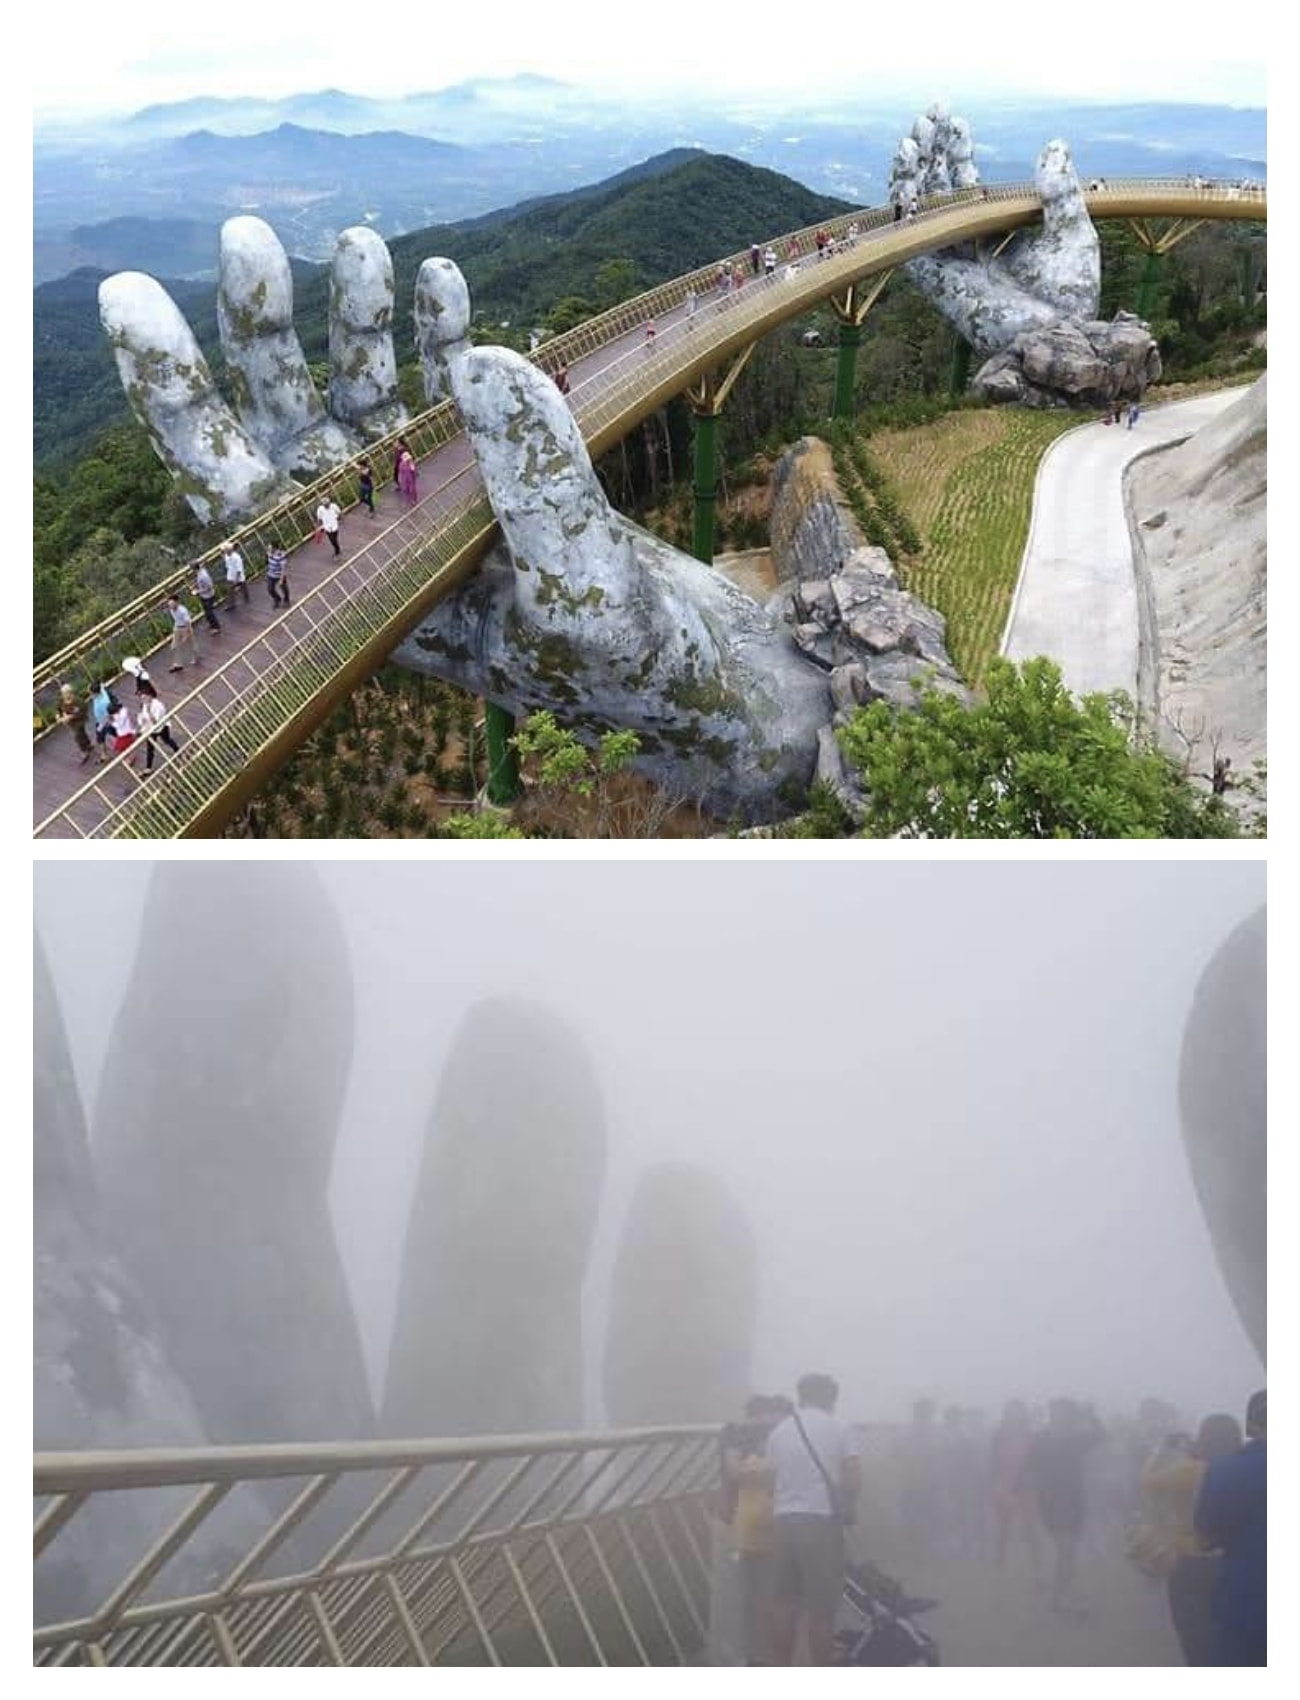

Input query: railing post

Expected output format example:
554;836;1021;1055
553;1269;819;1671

690;408;719;567
833;321;863;420
484;701;522;805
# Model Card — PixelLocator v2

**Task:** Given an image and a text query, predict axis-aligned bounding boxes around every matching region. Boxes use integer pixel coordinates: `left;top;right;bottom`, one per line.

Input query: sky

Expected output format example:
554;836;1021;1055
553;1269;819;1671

30;0;1266;118
34;857;1265;1432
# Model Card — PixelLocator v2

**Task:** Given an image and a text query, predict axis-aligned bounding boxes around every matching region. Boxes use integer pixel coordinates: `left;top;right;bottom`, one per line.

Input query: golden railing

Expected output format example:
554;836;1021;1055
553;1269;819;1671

33;1425;721;1667
32;177;1265;835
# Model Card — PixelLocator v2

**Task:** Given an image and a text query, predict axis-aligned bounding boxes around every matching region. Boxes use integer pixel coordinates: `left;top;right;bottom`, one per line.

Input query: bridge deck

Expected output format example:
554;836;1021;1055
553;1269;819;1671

31;181;1264;837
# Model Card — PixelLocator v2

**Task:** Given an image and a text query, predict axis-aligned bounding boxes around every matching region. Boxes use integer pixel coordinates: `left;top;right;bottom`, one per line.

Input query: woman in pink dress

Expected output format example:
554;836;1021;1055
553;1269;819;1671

397;448;419;506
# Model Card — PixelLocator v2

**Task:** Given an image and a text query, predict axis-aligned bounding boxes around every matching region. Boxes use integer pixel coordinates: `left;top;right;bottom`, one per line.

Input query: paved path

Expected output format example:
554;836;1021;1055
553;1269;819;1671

1002;388;1247;698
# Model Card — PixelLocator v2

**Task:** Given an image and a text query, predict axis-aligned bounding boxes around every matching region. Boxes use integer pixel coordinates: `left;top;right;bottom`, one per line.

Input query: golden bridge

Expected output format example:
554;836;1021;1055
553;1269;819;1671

31;179;1264;837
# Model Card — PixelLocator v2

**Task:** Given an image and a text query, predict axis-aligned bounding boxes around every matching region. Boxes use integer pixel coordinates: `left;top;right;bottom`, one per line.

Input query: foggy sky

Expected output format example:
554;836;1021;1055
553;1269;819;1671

32;0;1266;116
34;859;1264;1430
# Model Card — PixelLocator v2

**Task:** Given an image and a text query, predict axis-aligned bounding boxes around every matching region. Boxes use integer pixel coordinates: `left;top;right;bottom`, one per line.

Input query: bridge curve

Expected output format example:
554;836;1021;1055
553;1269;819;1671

32;179;1265;837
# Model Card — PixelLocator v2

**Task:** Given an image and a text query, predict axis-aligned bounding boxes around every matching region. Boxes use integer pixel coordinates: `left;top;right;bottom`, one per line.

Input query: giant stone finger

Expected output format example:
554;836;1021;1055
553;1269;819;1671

328;227;407;437
99;272;292;525
413;256;471;404
218;216;357;477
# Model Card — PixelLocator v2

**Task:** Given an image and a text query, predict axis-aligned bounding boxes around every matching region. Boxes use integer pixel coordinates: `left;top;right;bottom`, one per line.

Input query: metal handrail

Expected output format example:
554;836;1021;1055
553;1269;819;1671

34;1424;721;1667
33;173;1266;713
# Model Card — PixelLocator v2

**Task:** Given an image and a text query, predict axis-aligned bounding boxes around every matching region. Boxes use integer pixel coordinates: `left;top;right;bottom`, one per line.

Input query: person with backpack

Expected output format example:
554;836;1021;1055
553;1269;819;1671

89;681;117;762
767;1373;862;1666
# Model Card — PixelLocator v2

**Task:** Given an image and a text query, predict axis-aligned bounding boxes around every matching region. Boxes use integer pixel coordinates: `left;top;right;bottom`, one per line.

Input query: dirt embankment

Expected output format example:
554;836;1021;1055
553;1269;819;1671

1125;375;1266;790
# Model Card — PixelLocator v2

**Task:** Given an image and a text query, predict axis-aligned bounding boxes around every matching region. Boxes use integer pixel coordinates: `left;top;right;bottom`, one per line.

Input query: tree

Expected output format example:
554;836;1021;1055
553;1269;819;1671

509;710;681;837
836;656;1240;839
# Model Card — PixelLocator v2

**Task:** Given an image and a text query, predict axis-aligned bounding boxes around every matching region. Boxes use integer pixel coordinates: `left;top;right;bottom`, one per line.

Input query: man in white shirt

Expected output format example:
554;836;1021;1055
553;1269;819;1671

223;543;250;608
316;495;342;557
766;1372;861;1665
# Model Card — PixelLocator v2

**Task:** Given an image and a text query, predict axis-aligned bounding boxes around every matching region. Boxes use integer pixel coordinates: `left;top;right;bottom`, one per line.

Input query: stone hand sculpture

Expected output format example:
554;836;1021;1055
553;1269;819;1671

890;104;1160;407
100;219;410;524
395;258;835;815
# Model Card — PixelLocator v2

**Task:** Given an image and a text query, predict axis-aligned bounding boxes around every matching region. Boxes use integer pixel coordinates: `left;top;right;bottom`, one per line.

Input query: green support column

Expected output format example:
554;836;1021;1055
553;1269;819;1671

484;700;521;805
833;321;863;420
1136;248;1162;321
1240;246;1257;308
692;409;719;565
948;336;971;397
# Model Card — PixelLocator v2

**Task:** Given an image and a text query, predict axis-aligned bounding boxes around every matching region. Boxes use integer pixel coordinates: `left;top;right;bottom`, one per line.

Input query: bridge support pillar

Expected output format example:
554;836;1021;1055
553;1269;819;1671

827;273;892;422
691;411;719;565
833;322;863;420
949;336;972;397
686;342;756;566
484;700;521;804
1137;249;1162;321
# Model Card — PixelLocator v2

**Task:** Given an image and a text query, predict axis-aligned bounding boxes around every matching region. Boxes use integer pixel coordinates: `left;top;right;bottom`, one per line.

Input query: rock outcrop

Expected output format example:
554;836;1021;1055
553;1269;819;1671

889;104;1160;408
1126;376;1266;789
1178;907;1266;1361
35;934;257;1622
93;864;373;1447
603;1164;757;1426
383;997;607;1438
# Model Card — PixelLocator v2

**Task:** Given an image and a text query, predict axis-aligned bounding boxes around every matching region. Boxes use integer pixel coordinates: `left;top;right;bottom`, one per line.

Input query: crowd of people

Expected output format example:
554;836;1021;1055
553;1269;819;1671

711;1379;1266;1666
53;446;432;771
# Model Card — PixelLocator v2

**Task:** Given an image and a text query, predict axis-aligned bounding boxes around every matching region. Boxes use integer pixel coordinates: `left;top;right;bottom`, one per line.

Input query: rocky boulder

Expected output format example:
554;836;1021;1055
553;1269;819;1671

975;312;1162;408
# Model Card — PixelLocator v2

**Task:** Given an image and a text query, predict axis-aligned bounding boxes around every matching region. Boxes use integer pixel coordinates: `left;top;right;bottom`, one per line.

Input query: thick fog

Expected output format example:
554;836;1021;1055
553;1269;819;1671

35;858;1263;1433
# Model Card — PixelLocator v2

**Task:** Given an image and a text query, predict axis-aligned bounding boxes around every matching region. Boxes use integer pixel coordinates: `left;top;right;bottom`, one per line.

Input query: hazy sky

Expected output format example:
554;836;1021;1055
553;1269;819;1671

35;857;1264;1431
31;0;1265;116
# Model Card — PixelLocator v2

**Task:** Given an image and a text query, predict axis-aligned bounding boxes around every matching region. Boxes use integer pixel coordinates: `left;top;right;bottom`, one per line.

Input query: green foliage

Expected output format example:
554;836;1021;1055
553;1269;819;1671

439;811;526;838
778;778;855;838
510;709;639;796
837;656;1240;839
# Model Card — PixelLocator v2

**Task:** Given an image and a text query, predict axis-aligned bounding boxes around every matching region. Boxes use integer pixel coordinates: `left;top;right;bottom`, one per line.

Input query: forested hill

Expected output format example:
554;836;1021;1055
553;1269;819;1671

33;150;851;471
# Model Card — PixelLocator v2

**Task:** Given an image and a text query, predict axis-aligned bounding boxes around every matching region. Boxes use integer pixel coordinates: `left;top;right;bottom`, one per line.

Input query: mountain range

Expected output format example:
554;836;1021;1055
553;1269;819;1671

33;80;1266;284
33;150;848;468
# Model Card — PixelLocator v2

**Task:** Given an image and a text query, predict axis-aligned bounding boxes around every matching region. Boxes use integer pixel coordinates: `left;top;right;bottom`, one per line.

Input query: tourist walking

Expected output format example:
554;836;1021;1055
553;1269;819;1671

135;676;181;772
750;242;762;276
643;317;657;351
767;1373;861;1667
223;541;250;608
59;684;93;764
393;435;411;488
357;459;375;514
990;1400;1042;1571
316;493;342;556
266;546;290;608
552;366;571;394
685;288;697;320
89;681;115;762
764;246;777;279
193;562;222;633
1127;401;1140;429
165;595;201;671
397;447;419;506
1025;1399;1105;1613
1137;1415;1242;1664
1194;1390;1266;1665
109;699;138;765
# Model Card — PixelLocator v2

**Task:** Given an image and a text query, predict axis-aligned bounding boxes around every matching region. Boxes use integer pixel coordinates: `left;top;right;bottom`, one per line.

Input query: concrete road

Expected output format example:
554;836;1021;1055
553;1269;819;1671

1002;389;1247;698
